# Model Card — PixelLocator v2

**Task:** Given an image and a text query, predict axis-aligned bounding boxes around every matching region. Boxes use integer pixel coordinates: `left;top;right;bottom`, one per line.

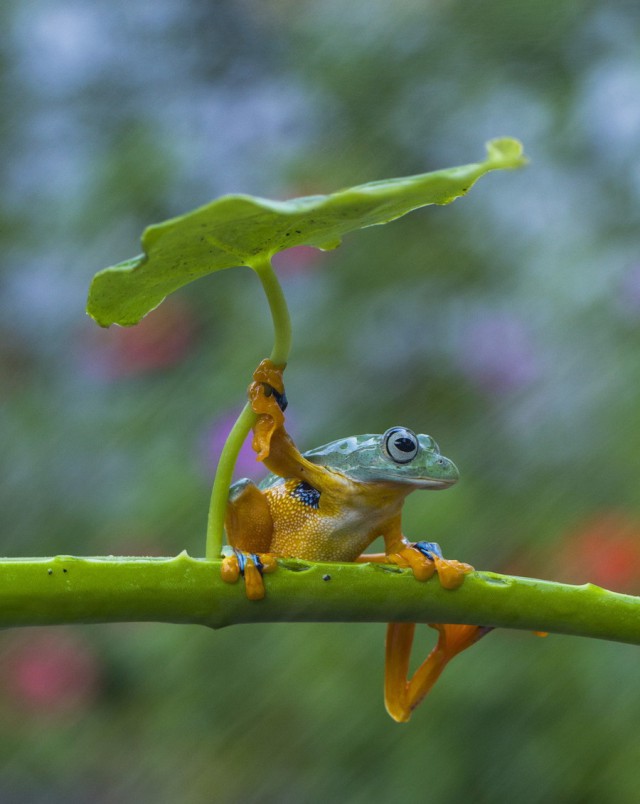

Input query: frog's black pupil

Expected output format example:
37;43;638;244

394;437;416;453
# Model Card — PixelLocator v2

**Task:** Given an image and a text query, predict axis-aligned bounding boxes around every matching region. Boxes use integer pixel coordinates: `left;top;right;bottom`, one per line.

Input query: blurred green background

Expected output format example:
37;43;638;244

2;0;640;801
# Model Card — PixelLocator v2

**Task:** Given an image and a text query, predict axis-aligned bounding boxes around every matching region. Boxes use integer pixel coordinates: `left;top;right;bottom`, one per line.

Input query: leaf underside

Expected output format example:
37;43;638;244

87;138;526;327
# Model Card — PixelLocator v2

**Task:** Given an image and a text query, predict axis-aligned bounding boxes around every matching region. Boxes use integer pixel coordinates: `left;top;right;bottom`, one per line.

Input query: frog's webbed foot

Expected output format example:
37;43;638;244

221;547;278;601
385;621;493;723
249;359;287;462
386;541;474;589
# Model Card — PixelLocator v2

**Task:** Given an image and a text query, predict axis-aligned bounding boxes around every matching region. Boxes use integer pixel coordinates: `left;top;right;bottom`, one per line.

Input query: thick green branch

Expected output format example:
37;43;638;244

0;554;639;645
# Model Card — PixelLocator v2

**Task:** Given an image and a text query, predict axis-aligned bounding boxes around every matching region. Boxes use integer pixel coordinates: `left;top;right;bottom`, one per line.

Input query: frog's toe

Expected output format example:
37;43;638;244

221;552;241;584
432;555;474;590
410;541;473;588
386;546;437;581
221;548;277;601
252;358;286;396
388;542;473;588
250;359;287;414
243;558;266;600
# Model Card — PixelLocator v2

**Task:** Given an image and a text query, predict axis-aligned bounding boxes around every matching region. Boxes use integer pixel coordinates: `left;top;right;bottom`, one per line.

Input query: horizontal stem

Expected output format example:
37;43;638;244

0;554;639;645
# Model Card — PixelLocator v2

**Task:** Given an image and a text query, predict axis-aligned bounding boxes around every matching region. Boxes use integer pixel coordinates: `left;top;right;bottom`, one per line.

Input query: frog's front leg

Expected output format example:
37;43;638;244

357;518;474;589
356;542;472;587
221;547;278;601
385;539;474;589
249;359;331;489
249;358;288;463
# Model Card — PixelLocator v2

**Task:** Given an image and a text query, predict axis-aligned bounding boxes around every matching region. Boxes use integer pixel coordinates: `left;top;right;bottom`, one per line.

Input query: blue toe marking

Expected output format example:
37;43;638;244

413;541;443;560
251;553;264;573
233;548;247;575
233;548;265;575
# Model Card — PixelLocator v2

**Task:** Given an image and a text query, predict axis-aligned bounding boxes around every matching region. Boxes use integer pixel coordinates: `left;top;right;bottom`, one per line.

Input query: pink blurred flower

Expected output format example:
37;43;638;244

81;297;196;379
2;630;102;715
272;245;323;278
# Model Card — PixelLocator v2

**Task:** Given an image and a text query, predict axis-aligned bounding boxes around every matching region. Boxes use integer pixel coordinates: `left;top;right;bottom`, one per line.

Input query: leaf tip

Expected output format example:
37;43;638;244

86;254;152;328
315;238;342;252
485;137;528;168
85;308;110;329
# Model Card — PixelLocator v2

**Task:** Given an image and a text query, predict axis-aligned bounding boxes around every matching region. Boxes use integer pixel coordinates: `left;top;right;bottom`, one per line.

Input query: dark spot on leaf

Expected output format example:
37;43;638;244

47;569;53;575
322;574;331;581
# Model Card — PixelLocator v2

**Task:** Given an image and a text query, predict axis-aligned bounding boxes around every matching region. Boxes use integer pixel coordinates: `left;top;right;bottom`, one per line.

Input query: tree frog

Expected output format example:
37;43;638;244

221;359;489;722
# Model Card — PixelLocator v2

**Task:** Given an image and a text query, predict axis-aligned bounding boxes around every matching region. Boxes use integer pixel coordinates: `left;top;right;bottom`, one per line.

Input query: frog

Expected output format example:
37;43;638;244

221;359;490;722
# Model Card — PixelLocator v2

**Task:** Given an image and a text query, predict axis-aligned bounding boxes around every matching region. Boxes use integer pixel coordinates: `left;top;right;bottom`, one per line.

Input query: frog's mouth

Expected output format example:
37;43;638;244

410;477;458;490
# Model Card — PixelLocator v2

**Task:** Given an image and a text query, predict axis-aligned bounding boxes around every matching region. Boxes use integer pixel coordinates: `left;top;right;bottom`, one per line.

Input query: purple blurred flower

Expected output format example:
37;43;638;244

272;245;323;277
617;263;640;318
201;408;300;482
456;311;539;394
202;410;263;481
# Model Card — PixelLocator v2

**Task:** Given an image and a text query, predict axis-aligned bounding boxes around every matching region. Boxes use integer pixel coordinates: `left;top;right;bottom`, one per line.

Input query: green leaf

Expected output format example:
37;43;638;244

87;138;527;327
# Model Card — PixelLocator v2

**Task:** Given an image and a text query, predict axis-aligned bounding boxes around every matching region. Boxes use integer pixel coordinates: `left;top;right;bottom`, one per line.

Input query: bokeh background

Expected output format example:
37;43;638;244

2;0;640;801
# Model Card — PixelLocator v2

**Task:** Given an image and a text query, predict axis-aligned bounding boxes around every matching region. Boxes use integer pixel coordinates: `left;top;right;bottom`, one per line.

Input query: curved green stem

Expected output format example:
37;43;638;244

254;257;292;366
205;401;256;560
205;258;292;560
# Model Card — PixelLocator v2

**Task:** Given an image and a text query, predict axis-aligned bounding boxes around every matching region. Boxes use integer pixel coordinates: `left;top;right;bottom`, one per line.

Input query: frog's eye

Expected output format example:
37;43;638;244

383;427;419;464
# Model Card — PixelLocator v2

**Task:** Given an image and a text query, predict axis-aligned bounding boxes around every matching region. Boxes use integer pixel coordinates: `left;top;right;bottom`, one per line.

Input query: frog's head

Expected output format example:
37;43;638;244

304;426;459;489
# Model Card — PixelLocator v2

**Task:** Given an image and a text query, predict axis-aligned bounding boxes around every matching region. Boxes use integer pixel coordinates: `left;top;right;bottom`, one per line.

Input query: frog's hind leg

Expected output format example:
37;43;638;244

225;478;273;553
384;621;492;723
222;478;277;600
